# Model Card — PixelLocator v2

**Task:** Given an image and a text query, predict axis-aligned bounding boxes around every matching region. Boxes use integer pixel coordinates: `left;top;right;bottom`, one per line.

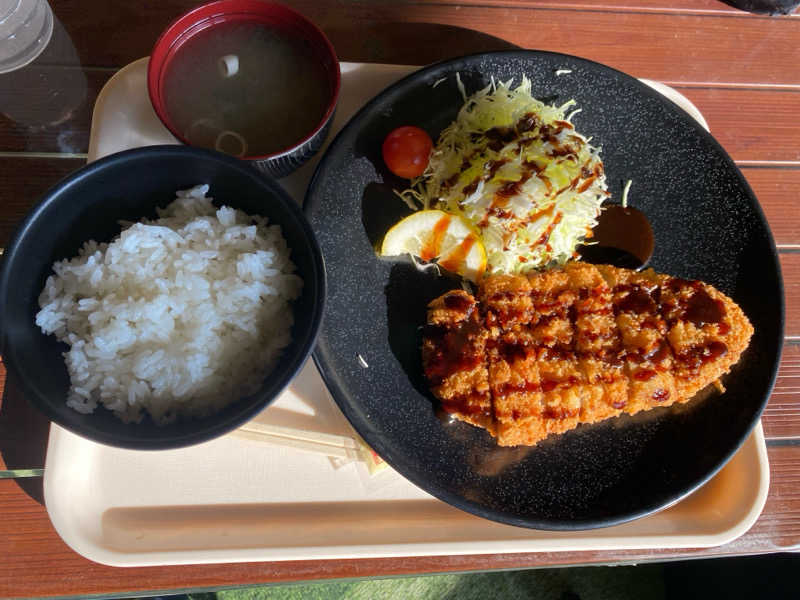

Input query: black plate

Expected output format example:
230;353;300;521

304;51;783;529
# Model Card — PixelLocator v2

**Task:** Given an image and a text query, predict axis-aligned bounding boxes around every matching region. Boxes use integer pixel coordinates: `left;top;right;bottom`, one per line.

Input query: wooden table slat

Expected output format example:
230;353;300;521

0;187;797;471
1;444;798;598
742;168;800;247
3;79;800;163
675;87;800;162
780;253;800;338
32;1;799;85
0;157;87;246
3;339;800;466
762;343;800;438
397;0;799;15
1;164;799;257
1;1;799;594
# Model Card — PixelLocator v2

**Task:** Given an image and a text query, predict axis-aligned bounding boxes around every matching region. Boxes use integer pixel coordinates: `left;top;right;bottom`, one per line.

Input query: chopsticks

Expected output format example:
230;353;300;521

235;421;361;459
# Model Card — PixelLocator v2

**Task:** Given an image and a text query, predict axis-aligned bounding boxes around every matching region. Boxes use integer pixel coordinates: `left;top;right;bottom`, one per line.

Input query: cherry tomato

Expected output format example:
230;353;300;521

382;126;433;178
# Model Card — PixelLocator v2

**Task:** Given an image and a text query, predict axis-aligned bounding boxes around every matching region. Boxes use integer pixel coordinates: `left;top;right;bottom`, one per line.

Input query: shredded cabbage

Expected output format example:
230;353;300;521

400;76;609;274
621;179;632;208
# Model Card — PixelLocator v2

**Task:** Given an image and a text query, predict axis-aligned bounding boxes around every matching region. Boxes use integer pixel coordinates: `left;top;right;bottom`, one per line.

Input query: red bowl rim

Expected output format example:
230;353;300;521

147;0;341;162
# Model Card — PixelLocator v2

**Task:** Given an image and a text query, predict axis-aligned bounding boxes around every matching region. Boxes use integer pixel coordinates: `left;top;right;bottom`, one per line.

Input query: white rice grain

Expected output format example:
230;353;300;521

35;185;303;425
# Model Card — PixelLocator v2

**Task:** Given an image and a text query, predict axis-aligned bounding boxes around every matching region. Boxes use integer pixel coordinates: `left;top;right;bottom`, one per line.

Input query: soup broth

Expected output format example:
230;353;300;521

163;20;332;157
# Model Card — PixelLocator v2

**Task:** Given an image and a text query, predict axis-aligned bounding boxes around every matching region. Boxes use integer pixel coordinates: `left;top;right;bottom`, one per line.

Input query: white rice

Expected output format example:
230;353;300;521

35;185;303;425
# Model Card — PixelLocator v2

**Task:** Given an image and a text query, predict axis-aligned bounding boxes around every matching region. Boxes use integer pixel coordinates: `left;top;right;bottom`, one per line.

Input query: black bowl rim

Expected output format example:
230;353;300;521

0;144;326;450
304;49;784;530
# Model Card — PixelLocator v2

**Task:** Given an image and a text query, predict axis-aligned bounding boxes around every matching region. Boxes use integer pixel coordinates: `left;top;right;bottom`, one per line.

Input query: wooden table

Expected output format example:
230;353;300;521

1;0;798;597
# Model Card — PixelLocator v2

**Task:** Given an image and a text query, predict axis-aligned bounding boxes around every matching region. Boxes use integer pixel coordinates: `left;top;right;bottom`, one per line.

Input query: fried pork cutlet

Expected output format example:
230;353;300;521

421;262;754;446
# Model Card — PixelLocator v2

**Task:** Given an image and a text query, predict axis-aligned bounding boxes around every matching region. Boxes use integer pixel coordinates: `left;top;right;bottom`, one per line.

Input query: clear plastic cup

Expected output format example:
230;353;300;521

0;0;53;74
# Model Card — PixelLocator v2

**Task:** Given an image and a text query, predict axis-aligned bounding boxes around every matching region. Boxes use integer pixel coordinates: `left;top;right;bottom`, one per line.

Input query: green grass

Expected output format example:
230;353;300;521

173;565;666;600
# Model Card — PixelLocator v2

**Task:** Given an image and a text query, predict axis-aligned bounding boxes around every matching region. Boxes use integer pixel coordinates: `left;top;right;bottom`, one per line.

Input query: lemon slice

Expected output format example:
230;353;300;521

380;210;487;281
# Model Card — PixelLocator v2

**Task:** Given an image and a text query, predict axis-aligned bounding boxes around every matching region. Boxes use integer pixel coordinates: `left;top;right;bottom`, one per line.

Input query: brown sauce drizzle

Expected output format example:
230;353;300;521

498;341;533;363
453;112;597;211
609;280;730;373
421;214;451;260
487;139;504;152
439;235;478;274
444;172;460;189
533;212;563;248
462;179;480;196
486;290;519;302
426;270;735;421
485;127;518;151
539;344;576;362
549;144;578;159
633;368;657;382
441;392;491;417
496;181;520;198
491;307;534;327
526;203;556;225
538;174;553;194
496;169;534;199
486;158;509;179
522;159;545;173
652;388;670;402
488;207;514;221
443;292;473;313
443;155;480;190
543;406;578;420
675;341;728;371
423;319;484;387
495;380;543;397
576;175;597;193
517;113;540;133
616;285;657;314
645;340;671;363
684;288;726;328
484;113;542;150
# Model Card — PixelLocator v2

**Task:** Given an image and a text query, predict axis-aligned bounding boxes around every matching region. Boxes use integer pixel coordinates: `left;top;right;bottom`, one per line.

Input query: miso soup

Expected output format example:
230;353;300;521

163;20;332;157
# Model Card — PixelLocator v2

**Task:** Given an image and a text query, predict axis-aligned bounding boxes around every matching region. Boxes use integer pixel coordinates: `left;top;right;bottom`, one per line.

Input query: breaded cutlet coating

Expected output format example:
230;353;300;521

422;289;494;433
423;263;754;446
483;263;611;446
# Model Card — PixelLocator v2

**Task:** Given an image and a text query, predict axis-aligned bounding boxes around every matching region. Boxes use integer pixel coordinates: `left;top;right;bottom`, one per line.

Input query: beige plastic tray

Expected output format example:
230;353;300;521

43;58;769;567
